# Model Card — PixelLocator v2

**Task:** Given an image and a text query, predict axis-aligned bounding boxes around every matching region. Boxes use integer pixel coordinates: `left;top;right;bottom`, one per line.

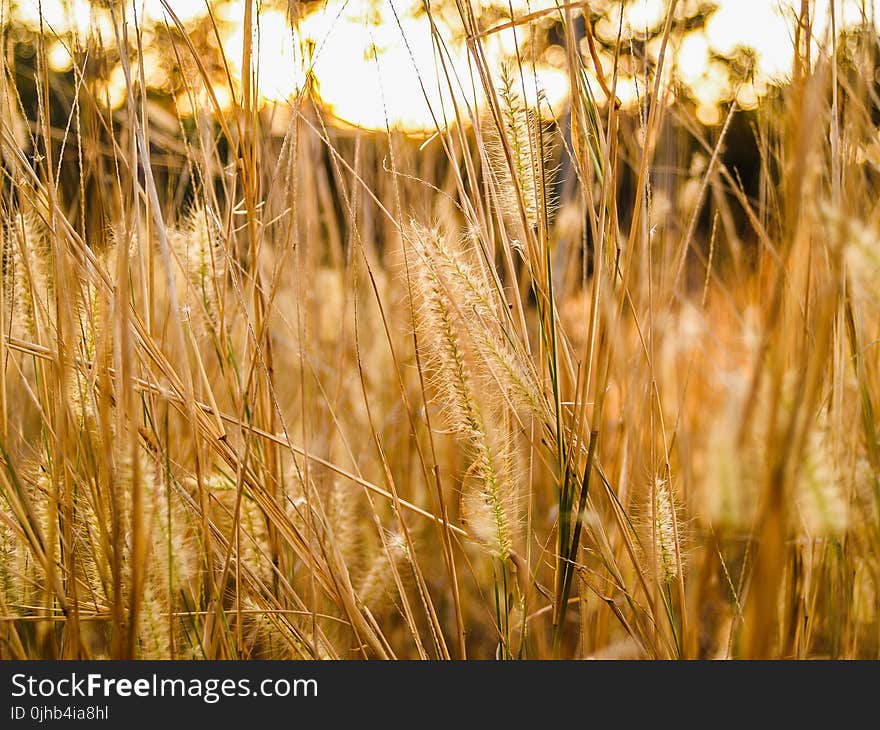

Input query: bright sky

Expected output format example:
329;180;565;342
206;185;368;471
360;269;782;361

8;0;880;132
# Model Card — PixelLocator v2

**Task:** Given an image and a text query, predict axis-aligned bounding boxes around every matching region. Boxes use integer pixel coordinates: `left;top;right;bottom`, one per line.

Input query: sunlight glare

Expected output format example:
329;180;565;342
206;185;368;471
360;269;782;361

223;8;306;103
14;0;880;132
141;0;211;26
624;0;666;34
15;0;105;36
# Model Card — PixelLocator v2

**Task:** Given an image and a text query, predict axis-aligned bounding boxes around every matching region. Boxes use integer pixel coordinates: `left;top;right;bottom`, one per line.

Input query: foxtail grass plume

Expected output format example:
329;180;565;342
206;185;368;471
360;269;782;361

3;211;52;341
167;205;226;335
356;531;408;611
485;64;557;233
407;222;520;559
795;425;848;537
643;478;683;585
416;223;547;424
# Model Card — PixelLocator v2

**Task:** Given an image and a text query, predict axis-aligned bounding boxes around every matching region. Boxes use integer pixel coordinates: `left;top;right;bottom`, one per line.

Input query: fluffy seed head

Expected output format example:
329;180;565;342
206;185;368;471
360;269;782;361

485;64;557;232
644;478;682;584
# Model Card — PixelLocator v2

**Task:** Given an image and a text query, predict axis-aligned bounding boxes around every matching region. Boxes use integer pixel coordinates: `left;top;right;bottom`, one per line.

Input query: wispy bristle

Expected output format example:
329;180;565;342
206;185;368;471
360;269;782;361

485;64;557;233
407;222;519;559
644;479;682;585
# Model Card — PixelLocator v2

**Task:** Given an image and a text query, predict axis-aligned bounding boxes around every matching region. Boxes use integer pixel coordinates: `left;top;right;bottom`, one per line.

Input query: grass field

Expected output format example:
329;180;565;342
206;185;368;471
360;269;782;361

0;0;879;659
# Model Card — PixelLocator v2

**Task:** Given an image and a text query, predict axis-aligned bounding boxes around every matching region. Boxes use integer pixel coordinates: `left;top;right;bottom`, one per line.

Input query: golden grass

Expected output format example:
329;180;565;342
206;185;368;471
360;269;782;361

0;1;878;659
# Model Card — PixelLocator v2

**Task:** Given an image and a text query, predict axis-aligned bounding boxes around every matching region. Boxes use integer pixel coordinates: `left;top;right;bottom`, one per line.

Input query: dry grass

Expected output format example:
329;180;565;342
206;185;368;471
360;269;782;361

0;0;879;659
